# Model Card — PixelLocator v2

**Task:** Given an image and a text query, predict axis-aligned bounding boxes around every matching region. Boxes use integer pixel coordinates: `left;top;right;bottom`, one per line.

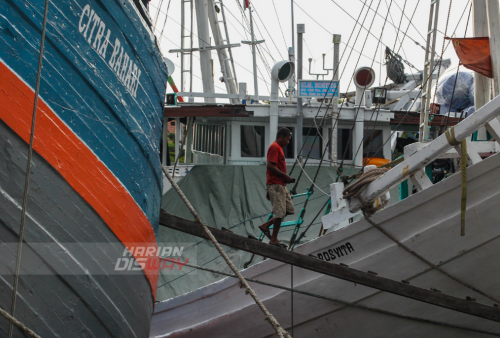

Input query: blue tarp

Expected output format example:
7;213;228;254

436;71;475;115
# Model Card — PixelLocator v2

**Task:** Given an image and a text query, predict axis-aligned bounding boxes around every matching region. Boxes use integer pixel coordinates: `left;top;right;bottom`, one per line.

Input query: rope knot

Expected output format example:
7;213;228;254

342;167;389;215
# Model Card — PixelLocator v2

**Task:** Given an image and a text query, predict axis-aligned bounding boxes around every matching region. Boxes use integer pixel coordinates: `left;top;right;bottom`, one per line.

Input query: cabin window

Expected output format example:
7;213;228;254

301;127;323;159
337;128;353;160
363;129;383;158
241;125;265;157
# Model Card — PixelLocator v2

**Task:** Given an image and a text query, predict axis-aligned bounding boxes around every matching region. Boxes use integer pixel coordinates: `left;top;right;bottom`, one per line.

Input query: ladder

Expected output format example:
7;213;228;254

180;0;194;94
419;0;440;142
209;0;239;102
243;188;323;268
213;1;238;87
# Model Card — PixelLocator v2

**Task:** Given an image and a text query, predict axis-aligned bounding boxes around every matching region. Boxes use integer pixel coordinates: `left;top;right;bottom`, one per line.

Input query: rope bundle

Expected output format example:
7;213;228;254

342;168;388;214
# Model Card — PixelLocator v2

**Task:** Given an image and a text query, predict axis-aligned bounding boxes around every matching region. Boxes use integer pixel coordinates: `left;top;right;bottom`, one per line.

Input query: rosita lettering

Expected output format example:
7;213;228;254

78;4;142;98
317;242;355;261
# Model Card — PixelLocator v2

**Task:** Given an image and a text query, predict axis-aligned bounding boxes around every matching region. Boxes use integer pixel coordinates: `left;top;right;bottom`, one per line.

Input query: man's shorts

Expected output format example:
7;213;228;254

266;184;295;219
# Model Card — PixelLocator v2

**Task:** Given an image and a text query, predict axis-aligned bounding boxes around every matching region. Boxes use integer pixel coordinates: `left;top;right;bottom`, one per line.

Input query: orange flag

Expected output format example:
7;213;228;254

450;37;492;78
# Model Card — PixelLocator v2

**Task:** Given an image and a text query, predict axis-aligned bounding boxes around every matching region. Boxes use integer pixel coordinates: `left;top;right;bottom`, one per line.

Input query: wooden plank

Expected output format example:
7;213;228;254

164;104;252;118
410;169;433;191
485;117;500;142
159;210;500;322
350;94;500;213
390;112;460;127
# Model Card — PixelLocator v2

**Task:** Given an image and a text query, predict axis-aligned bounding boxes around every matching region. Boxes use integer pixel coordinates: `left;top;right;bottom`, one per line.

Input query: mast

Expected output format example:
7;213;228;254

487;0;500;96
249;7;258;101
207;0;239;103
419;0;440;142
194;0;215;103
473;0;491;111
241;3;264;102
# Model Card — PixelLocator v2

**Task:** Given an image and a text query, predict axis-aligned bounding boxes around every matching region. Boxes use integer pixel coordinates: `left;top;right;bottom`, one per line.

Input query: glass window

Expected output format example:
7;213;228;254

337;128;353;160
363;129;383;158
301;127;322;159
280;127;294;159
241;125;265;157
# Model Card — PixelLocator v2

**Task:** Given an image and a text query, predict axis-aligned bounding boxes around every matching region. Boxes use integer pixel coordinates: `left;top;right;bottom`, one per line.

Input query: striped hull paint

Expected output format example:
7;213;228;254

0;0;167;336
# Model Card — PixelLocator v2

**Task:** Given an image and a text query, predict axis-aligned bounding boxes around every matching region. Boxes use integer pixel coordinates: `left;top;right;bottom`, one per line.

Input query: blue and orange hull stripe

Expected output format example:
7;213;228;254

0;60;159;298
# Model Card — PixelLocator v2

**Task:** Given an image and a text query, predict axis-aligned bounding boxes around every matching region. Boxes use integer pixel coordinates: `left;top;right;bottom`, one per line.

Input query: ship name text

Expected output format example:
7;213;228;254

316;242;355;261
78;4;142;98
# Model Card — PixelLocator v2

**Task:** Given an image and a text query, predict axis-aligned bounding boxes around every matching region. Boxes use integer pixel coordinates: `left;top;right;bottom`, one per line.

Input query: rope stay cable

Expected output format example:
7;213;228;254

294;0;392;241
162;167;291;338
173;261;500;337
353;0;455;176
292;0;382;65
362;0;472;170
288;0;372;183
330;0;389;178
0;307;40;338
432;0;454;106
382;0;420;73
289;0;387;245
158;184;331;266
342;87;500;305
250;4;289;95
345;0;405;176
351;0;426;50
391;0;426;42
150;2;274;89
157;190;331;288
153;0;165;30
271;0;288;50
9;0;50;336
158;0;173;50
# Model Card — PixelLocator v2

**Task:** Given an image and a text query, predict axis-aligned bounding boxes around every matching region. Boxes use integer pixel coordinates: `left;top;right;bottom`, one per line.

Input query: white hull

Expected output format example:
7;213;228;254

151;151;500;337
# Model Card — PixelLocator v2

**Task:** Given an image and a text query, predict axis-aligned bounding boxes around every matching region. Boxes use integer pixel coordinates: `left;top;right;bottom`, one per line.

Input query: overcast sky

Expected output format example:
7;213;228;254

148;0;472;101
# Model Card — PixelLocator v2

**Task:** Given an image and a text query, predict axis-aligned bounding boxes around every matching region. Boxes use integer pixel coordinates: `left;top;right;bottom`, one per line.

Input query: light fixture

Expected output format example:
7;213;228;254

372;87;387;104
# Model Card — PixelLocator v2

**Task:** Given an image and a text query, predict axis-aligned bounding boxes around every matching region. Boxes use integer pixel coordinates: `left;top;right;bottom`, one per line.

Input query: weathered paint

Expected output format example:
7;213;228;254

0;60;159;296
0;120;153;337
0;0;168;231
0;0;168;335
152;152;500;337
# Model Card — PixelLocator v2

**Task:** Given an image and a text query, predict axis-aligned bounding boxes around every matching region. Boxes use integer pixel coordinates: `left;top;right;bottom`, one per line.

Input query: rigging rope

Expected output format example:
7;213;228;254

162;167;291;338
347;0;426;50
153;0;165;30
345;0;407;177
172;120;189;178
342;169;500;305
9;0;49;336
158;0;172;45
361;0;472;171
0;307;40;338
289;0;374;187
336;0;393;177
175;260;500;337
432;0;454;105
342;168;389;214
292;0;382;66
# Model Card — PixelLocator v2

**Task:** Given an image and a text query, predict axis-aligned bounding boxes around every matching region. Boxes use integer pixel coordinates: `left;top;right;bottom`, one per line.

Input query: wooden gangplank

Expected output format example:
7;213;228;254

160;210;500;323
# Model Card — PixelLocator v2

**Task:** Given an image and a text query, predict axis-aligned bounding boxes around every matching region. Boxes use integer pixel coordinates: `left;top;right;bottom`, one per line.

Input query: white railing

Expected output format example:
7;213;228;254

349;94;500;213
176;91;294;103
192;150;224;164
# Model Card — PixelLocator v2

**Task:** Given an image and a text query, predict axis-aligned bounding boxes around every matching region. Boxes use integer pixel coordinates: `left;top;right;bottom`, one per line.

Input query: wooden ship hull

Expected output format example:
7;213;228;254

151;145;500;337
0;0;167;336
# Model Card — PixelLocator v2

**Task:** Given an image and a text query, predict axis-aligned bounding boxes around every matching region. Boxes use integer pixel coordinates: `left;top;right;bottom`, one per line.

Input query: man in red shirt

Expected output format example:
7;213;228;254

258;128;295;248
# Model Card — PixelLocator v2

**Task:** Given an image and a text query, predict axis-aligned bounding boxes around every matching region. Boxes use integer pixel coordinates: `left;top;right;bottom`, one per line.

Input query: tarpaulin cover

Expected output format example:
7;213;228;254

451;37;492;78
156;165;343;301
436;71;474;114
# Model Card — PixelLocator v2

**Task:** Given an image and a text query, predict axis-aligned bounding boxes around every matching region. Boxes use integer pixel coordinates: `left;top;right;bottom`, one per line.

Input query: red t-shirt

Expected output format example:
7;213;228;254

266;141;287;185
